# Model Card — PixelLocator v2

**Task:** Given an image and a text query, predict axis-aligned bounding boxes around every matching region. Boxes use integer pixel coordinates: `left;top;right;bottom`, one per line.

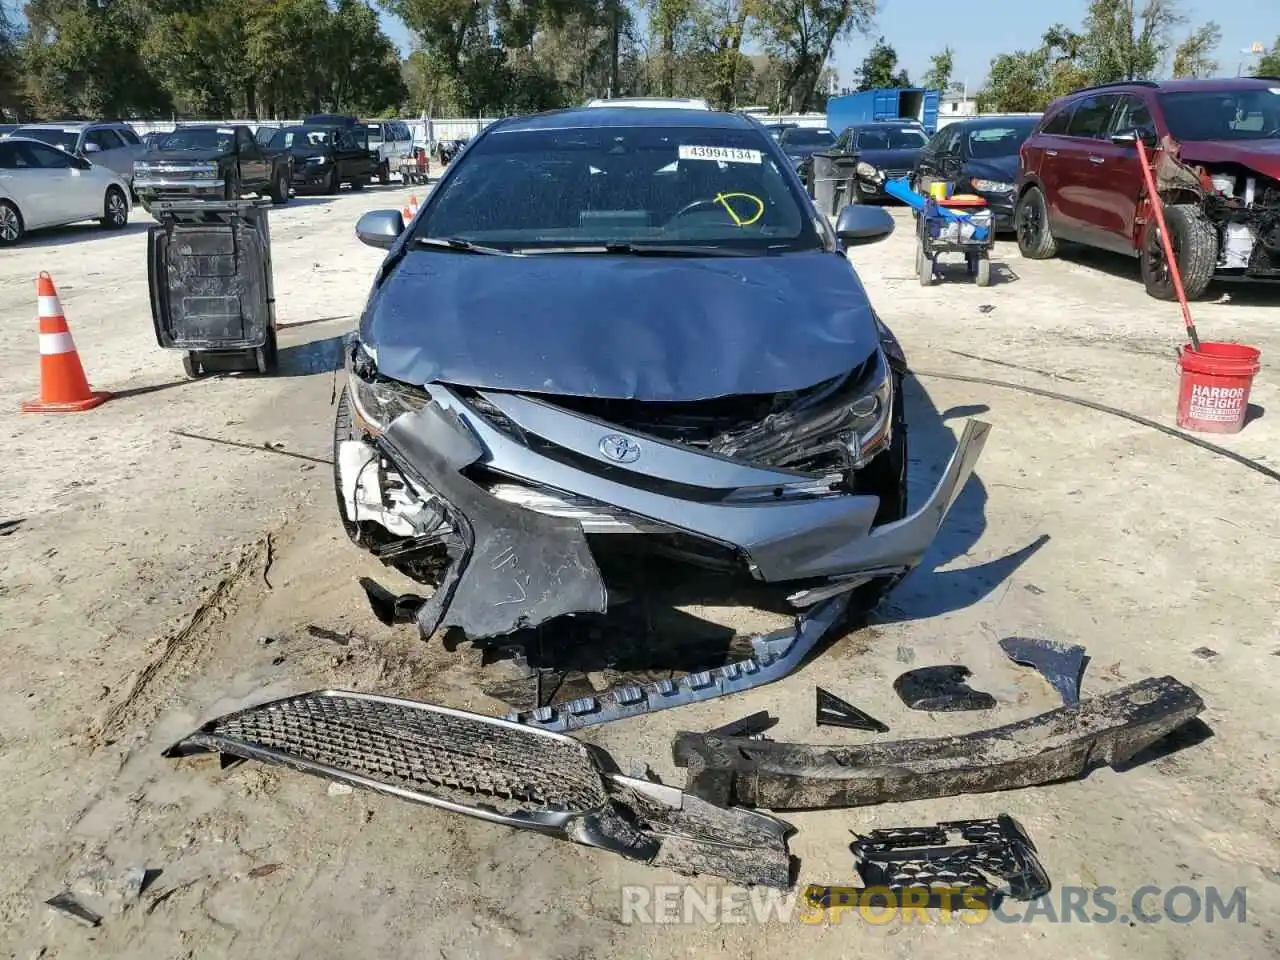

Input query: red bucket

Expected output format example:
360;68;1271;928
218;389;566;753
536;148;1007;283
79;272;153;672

1176;341;1261;434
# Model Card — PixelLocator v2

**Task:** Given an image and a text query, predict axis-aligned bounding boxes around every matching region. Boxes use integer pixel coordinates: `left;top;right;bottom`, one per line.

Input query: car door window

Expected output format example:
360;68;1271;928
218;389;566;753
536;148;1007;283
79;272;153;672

117;127;140;145
87;129;124;151
1110;95;1155;137
1065;95;1119;139
1041;105;1074;135
0;143;18;168
14;141;74;169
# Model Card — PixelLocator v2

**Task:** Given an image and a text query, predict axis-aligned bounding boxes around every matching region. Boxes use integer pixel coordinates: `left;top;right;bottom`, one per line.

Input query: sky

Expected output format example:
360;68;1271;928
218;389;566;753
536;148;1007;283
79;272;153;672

376;0;1277;95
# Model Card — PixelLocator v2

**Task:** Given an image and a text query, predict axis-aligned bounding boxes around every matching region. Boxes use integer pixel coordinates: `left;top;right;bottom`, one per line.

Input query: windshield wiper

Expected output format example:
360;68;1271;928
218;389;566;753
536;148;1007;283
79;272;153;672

415;237;521;256
520;242;755;257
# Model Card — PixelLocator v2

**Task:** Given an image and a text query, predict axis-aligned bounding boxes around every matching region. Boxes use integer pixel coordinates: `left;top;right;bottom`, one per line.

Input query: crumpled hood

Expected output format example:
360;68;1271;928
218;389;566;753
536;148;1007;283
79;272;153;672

1179;139;1280;180
361;249;881;401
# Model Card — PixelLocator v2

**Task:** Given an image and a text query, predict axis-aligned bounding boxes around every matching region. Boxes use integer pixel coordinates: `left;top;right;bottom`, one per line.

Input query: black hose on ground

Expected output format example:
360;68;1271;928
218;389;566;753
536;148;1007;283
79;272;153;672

909;368;1280;485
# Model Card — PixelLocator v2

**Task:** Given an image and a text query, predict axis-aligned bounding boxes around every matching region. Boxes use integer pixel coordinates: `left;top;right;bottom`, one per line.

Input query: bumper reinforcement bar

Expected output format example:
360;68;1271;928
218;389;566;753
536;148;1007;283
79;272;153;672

671;675;1205;809
164;690;795;888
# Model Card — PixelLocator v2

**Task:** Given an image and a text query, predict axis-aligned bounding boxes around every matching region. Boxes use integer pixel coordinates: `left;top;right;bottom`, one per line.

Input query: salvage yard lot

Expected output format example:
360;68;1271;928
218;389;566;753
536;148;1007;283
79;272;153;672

0;187;1277;958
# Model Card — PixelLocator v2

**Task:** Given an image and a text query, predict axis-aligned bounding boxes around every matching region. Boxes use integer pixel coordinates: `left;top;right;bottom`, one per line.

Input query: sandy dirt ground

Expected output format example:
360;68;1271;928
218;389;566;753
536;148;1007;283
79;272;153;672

0;186;1277;960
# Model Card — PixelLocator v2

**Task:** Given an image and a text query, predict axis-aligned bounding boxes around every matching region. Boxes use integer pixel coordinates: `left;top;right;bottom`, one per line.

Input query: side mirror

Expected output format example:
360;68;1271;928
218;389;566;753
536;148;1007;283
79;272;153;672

356;210;405;249
835;205;894;246
1110;128;1157;148
83;141;102;153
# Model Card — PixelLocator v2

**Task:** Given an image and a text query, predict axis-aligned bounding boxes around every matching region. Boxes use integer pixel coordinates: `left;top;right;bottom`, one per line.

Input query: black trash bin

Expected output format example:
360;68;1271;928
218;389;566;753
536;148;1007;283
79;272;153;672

148;199;278;378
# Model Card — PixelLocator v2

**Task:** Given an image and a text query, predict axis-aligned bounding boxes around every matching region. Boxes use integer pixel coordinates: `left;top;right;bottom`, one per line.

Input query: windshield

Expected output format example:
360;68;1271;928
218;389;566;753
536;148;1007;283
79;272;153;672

158;128;234;152
14;128;79;151
966;122;1037;159
779;128;836;151
418;124;818;252
270;127;334;150
856;127;928;150
1158;88;1280;141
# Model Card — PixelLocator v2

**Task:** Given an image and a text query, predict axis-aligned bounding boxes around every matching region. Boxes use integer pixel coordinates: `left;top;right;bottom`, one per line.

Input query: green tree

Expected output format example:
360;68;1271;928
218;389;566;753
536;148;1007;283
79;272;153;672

854;36;908;91
1258;37;1280;76
921;45;953;91
0;1;21;119
755;0;873;112
977;49;1051;113
1079;0;1184;83
1171;21;1220;78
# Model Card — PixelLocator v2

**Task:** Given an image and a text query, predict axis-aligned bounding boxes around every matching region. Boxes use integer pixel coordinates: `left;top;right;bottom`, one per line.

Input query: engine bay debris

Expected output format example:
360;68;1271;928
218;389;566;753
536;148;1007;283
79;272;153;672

804;814;1050;911
672;675;1206;809
164;690;794;888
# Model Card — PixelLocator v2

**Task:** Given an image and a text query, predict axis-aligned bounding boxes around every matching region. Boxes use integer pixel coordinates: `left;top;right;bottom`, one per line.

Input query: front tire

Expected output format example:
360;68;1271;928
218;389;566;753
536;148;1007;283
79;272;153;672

269;168;291;204
1015;186;1058;259
0;199;24;246
325;167;340;195
100;186;128;230
1140;204;1217;301
377;161;390;186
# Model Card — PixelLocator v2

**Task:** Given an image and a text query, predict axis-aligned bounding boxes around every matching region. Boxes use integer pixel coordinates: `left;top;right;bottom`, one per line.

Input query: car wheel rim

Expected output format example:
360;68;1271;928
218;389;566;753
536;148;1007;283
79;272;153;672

0;207;17;241
1146;228;1178;286
1017;199;1040;248
108;193;126;223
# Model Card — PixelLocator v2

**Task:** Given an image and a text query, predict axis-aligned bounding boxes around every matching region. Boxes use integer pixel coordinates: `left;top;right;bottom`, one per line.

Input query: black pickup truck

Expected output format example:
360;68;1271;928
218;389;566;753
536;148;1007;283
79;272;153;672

132;124;292;211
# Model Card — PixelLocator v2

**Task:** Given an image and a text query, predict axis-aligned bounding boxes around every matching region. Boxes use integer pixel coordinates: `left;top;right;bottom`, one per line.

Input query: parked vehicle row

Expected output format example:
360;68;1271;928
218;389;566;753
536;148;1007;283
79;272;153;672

0;114;422;244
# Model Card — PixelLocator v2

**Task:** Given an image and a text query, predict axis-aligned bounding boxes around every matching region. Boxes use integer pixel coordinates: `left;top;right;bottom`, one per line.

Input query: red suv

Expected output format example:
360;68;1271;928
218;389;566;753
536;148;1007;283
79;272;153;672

1015;77;1280;300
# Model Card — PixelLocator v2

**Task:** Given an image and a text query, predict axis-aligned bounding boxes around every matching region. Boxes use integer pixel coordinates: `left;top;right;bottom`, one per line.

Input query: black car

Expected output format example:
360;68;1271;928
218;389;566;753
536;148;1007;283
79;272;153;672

268;125;377;193
777;126;836;185
913;117;1038;232
333;107;986;724
761;122;797;142
808;121;930;214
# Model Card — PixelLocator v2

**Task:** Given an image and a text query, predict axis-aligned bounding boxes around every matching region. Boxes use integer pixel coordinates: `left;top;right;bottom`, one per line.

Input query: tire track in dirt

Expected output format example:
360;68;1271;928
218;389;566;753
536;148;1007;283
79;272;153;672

90;521;290;748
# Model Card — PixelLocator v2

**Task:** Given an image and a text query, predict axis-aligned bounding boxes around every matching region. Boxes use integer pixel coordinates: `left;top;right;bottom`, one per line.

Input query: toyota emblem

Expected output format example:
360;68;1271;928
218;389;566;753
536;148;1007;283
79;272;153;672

599;434;641;464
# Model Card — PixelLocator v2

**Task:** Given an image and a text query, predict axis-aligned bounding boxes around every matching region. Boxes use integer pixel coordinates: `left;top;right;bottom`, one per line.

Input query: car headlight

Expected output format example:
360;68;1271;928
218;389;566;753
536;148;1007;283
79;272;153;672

306;155;330;164
971;178;1013;193
855;161;880;180
846;348;894;469
347;341;431;434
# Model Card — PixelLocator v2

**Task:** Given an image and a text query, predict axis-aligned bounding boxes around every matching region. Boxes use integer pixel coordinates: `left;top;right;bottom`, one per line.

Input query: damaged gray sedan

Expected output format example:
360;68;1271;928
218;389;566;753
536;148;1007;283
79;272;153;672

336;106;987;729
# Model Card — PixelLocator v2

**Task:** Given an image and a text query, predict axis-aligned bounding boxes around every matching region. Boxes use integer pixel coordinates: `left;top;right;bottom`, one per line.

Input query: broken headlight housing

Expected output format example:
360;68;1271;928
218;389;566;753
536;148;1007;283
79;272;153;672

846;347;894;469
347;340;431;434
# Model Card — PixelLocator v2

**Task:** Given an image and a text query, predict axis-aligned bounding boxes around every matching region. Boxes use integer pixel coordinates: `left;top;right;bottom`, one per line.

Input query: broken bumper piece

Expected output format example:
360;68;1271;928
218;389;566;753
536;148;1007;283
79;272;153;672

805;815;1051;911
164;690;794;888
672;675;1205;809
504;592;850;733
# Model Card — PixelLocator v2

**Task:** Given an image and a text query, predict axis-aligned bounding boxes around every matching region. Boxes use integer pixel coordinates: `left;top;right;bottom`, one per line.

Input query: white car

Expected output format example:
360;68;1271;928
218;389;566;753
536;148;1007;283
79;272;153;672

0;137;132;246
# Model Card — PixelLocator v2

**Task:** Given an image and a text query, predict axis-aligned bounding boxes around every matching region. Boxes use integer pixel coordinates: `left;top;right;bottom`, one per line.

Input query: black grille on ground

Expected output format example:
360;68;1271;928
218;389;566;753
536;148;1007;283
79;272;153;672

185;692;609;812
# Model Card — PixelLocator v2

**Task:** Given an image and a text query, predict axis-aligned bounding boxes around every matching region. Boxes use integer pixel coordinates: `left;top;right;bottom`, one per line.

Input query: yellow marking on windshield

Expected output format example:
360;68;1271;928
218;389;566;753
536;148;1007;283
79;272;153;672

715;192;764;227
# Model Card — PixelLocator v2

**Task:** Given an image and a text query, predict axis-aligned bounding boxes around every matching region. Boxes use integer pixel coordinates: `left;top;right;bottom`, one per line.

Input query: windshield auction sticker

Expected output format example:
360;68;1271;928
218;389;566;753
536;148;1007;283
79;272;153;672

679;145;762;164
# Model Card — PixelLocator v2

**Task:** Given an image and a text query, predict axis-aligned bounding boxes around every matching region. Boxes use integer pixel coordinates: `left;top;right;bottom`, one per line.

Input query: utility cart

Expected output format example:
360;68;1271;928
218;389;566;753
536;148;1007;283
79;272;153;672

914;193;995;287
397;147;430;185
147;199;278;377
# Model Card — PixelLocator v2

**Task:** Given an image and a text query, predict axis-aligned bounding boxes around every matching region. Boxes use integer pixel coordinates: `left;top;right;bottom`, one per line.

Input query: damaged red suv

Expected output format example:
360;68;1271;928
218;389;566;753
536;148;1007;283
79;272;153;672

1015;77;1280;299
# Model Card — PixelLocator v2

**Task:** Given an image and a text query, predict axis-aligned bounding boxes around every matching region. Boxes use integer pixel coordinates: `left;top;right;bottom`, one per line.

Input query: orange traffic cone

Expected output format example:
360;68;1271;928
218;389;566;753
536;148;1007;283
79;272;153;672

402;204;413;222
408;194;419;217
21;272;110;413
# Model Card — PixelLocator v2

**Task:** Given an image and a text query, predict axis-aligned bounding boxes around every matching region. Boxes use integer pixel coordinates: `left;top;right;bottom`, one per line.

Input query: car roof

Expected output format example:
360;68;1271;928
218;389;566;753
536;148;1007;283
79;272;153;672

16;120;134;130
1062;76;1280;98
585;96;712;110
493;107;756;133
944;116;1040;129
